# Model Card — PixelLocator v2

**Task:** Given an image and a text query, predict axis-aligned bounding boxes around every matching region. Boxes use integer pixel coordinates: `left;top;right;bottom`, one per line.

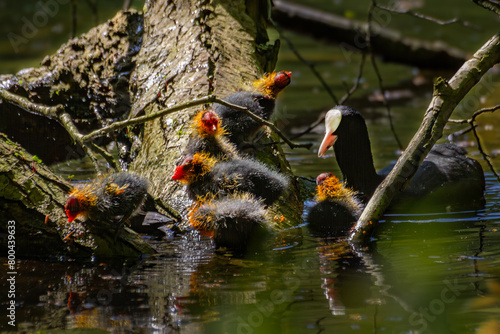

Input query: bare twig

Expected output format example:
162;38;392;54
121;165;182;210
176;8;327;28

374;3;481;30
0;89;61;117
215;99;307;150
449;103;500;181
58;112;102;172
367;1;403;150
339;52;367;105
289;53;366;141
81;95;219;142
0;88;115;173
473;0;500;16
82;95;305;150
449;104;500;123
278;28;339;105
472;124;500;182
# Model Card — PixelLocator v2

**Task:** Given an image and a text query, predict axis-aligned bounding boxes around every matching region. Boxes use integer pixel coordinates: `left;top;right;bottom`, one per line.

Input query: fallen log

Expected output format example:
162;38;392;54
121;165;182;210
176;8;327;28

272;0;469;69
0;0;304;258
0;133;156;258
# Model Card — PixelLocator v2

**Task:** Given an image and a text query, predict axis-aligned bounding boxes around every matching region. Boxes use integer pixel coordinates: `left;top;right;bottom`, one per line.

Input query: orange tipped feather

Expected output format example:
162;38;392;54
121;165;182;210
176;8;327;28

316;175;357;202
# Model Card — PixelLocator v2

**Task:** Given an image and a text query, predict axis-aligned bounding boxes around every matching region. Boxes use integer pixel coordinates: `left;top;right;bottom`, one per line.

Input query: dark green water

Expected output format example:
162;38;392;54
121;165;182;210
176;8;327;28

2;1;500;333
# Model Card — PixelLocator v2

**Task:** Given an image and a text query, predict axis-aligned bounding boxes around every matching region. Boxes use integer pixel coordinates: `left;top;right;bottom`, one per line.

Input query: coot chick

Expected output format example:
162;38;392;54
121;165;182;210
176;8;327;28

307;173;364;236
189;194;269;252
171;153;288;206
318;106;485;205
65;173;148;230
213;71;291;147
184;109;239;160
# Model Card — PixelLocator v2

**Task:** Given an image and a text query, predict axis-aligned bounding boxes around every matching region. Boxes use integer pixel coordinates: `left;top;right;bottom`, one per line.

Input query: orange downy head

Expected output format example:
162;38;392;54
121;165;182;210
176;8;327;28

171;153;215;183
253;71;292;98
65;184;97;222
315;172;352;201
193;110;226;137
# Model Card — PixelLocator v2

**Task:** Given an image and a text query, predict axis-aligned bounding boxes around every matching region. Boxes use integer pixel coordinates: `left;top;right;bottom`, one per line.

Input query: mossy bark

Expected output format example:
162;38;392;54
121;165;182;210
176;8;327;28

0;134;156;258
129;0;302;226
0;0;303;257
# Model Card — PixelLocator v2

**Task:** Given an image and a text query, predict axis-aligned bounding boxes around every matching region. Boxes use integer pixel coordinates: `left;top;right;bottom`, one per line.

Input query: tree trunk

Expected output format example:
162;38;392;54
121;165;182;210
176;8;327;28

129;0;302;224
0;0;303;257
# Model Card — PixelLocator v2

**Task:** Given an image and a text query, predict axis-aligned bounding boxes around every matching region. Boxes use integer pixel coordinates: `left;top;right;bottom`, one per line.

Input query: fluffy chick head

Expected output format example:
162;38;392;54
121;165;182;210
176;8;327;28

252;71;292;98
171;152;216;183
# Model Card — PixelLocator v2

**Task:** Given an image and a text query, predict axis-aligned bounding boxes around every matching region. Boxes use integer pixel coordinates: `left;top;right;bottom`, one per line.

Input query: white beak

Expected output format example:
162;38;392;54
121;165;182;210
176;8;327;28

318;108;342;158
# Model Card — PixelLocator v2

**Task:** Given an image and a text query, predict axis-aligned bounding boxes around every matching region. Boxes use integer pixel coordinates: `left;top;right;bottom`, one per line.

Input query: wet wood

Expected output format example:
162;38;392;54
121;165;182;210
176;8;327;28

351;32;500;245
129;0;302;226
0;134;156;258
0;0;304;257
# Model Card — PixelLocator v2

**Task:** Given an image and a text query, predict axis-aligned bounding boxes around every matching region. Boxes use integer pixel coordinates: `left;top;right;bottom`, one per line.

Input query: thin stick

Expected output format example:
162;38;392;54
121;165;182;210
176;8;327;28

374;3;481;30
449;103;500;181
214;99;306;150
339;52;367;105
471;124;500;182
81;95;219;142
0;88;62;117
0;88;113;173
278;28;339;105
290;53;366;141
368;1;403;150
473;0;500;16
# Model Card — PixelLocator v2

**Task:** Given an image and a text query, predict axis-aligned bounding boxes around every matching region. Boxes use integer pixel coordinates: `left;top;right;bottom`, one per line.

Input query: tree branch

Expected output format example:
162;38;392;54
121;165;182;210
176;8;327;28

277;28;339;105
374;3;481;30
449;103;500;182
290;53;366;141
473;0;500;16
368;1;403;150
351;32;500;245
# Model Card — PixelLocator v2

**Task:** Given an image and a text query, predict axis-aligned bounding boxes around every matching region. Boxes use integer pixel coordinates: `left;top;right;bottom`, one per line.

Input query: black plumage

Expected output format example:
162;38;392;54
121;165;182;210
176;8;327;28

65;173;148;229
307;173;364;237
212;71;291;147
184;110;239;160
189;195;269;252
318;106;485;206
213;91;276;146
172;153;289;206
